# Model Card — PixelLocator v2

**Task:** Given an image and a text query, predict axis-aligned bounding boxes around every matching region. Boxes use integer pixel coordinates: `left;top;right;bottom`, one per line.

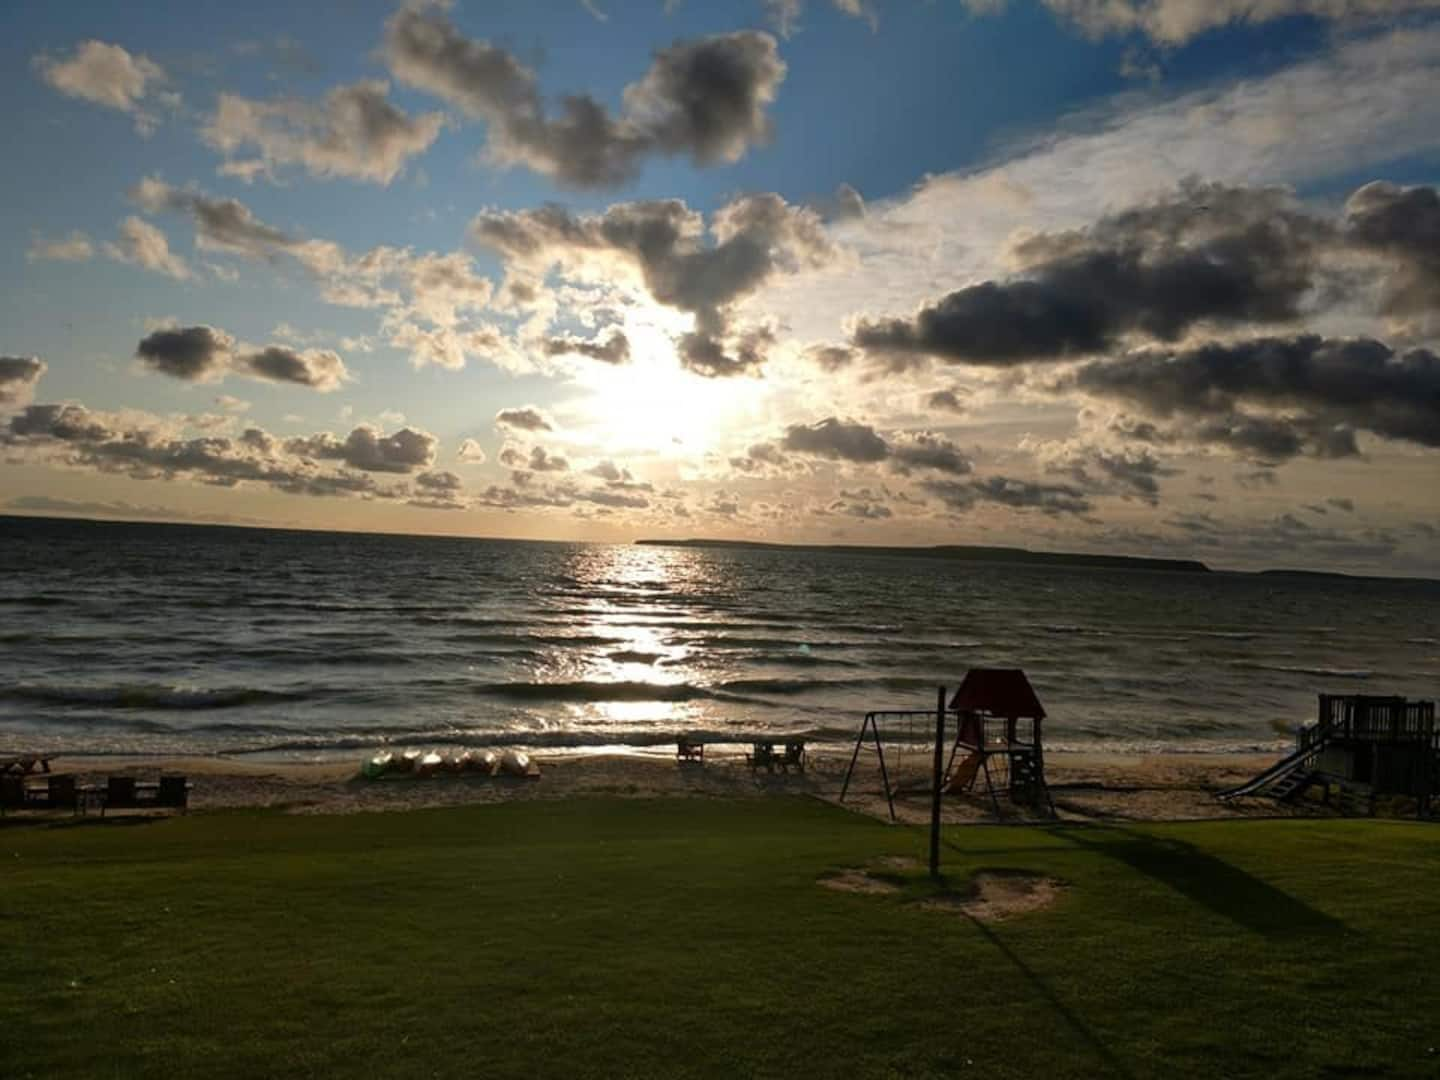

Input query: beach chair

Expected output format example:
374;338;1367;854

676;736;704;764
746;741;776;772
781;740;807;773
29;774;79;814
103;776;139;814
0;775;25;815
157;776;191;812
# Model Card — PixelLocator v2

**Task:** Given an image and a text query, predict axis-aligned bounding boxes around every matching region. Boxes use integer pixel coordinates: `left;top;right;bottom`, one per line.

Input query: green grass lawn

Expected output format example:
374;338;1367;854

2;798;1437;1079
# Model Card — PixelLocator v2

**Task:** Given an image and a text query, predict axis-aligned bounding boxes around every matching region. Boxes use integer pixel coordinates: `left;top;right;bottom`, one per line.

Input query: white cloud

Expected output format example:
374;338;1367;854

34;40;173;135
202;81;444;186
106;216;190;279
27;231;94;263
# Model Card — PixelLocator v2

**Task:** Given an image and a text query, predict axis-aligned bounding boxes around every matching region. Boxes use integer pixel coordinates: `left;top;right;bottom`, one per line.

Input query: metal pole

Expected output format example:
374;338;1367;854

930;686;945;879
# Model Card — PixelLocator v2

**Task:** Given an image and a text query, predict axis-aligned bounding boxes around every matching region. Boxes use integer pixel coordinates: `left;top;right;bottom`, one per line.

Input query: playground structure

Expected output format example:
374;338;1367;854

840;668;1054;821
1218;693;1438;817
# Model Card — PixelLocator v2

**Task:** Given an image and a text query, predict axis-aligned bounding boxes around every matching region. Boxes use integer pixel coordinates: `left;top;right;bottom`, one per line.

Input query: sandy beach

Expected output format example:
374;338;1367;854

36;749;1330;823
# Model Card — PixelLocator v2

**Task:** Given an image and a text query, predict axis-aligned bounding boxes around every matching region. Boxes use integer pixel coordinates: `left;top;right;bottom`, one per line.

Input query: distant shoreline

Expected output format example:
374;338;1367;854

636;537;1210;574
2;514;1433;583
636;537;1439;584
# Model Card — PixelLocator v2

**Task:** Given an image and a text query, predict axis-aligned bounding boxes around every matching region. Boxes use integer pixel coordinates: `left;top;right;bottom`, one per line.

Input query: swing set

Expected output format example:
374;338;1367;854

839;668;1054;821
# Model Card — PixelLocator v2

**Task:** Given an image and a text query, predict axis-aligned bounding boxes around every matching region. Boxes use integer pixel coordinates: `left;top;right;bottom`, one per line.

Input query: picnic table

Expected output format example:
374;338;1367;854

746;737;807;773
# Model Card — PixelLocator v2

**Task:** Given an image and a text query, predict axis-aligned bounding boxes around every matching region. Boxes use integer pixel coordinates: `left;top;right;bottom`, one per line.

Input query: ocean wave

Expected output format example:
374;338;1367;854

224;725;829;756
2;682;311;710
1229;662;1372;679
1406;637;1440;646
472;680;723;704
716;675;940;696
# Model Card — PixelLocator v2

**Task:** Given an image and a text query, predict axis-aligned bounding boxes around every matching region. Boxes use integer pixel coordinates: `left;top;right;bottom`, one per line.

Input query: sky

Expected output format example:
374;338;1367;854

3;0;1439;574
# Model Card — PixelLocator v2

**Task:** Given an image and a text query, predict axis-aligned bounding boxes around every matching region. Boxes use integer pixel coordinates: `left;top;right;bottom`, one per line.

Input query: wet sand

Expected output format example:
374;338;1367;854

37;749;1328;823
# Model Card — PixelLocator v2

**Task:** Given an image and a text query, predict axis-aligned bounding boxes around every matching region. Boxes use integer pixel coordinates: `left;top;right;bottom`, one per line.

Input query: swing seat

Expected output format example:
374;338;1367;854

946;750;983;794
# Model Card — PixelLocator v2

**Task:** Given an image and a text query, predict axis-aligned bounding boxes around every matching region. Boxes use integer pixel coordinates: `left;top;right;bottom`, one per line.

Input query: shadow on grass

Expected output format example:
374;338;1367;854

958;894;1135;1078
1056;825;1347;938
0;813;168;831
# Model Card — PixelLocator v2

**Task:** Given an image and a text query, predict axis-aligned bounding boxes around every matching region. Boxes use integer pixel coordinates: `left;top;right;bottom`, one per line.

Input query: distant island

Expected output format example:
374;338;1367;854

635;538;1211;574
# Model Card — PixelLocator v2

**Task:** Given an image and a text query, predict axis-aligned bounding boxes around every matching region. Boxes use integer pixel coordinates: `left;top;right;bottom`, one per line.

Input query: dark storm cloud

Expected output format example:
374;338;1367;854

385;2;784;188
238;346;348;391
3;403;449;502
1070;334;1440;457
135;325;234;381
677;326;772;377
135;326;350;390
0;356;47;406
1344;181;1440;317
921;476;1093;516
744;419;971;479
543;330;630;365
925;387;969;413
415;469;462;491
888;431;973;476
286;425;439;473
851;181;1328;367
494;406;554;432
780;417;888;462
471;192;830;376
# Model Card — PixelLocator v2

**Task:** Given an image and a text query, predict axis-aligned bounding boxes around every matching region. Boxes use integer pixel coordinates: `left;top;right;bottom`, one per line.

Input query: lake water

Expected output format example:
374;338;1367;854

3;515;1437;760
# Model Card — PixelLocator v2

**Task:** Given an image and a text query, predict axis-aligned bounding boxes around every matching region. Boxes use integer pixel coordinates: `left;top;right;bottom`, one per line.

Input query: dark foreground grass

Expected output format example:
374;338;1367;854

2;798;1437;1079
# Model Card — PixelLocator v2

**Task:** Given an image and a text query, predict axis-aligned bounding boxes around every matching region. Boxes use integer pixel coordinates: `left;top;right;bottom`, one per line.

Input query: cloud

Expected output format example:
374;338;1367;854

106;216;190;279
135;325;350;390
764;0;879;37
4;403;446;500
499;443;569;473
457;438;487;463
27;231;94;263
851;180;1326;367
385;2;785;188
286;424;438;473
34;40;172;134
1068;333;1440;458
888;431;974;476
780;417;889;462
968;0;1440;46
0;357;47;407
203;80;444;186
925;387;970;413
239;346;348;391
543;329;630;364
495;406;554;432
922;475;1093;516
472;192;831;375
1344;180;1440;317
1030;439;1177;503
135;325;233;381
131;177;298;259
130;178;515;373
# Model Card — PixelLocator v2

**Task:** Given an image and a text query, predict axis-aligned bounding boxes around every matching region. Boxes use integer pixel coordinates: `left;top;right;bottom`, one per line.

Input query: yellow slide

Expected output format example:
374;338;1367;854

946;750;982;794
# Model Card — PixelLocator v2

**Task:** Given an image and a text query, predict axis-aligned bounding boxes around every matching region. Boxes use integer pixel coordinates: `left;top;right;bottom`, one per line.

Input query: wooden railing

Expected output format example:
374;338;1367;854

1316;694;1437;746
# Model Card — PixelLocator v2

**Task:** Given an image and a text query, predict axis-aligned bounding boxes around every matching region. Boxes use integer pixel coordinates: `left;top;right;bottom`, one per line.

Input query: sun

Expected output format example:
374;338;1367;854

566;313;770;456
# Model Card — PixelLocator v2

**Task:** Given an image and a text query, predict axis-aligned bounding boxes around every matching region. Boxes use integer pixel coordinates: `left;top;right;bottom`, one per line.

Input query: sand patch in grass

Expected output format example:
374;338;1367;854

918;870;1064;921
